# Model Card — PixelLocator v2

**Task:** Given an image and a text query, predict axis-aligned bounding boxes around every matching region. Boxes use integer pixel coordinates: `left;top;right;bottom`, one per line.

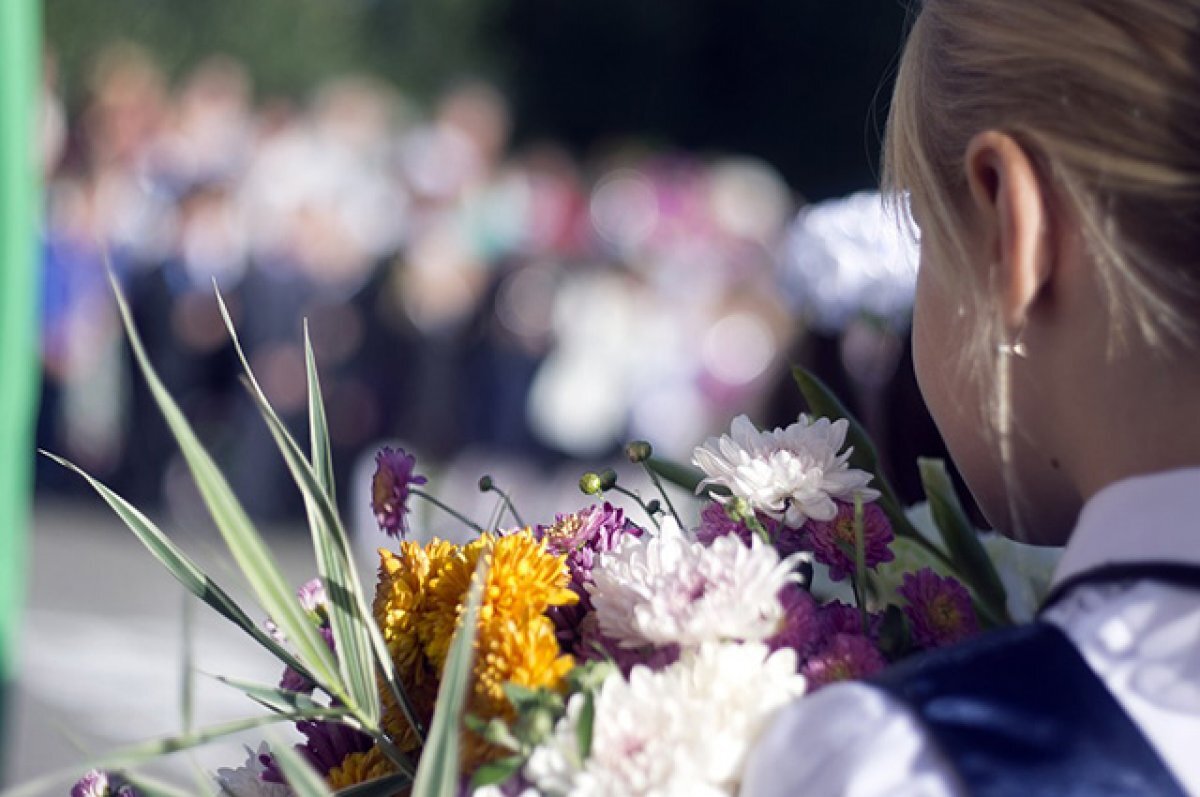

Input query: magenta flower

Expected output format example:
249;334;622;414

371;447;427;539
898;568;981;649
804;500;894;581
259;720;373;783
296;577;328;616
575;614;680;676
534;503;644;653
277;579;336;694
695;502;808;559
801;633;887;689
536;502;643;584
766;583;821;658
71;771;139;797
817;599;882;640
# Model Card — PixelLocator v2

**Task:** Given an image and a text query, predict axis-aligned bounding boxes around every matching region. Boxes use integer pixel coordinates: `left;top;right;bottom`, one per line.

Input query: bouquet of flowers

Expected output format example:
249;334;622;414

19;281;1053;797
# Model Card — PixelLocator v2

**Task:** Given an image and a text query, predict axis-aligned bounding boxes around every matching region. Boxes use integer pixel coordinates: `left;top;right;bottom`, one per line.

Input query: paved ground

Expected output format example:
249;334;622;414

3;458;694;794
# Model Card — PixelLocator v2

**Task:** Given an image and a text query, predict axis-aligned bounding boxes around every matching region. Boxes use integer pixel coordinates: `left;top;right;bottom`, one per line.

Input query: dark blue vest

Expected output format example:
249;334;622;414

873;566;1197;797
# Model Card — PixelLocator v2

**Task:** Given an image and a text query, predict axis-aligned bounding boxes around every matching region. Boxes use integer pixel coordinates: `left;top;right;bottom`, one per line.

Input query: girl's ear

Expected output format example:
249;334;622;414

963;131;1053;331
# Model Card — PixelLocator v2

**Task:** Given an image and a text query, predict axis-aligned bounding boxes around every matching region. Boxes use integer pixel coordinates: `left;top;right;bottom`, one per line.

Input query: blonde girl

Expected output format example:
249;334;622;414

744;2;1200;794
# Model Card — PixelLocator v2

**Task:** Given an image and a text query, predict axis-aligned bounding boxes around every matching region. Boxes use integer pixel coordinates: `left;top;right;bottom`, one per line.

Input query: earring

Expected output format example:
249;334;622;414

998;327;1028;358
998;340;1027;358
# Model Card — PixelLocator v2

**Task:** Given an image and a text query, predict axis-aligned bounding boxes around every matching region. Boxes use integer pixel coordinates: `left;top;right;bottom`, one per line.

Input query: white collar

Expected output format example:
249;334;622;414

1052;467;1200;588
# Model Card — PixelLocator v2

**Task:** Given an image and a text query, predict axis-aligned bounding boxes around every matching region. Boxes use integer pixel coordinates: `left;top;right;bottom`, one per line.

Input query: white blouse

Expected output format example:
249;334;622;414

741;469;1200;797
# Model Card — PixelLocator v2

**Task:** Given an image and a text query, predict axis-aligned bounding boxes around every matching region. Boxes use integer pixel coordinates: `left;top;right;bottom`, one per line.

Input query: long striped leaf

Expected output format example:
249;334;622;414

305;321;336;504
109;274;344;703
2;710;347;797
213;675;334;716
41;451;315;684
411;556;487;797
304;334;425;747
270;734;334;797
918;458;1010;626
215;291;379;726
121;772;194;797
334;774;415;796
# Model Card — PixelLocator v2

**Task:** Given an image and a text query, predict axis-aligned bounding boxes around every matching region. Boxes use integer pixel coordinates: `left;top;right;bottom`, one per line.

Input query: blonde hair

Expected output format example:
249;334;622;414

884;0;1200;365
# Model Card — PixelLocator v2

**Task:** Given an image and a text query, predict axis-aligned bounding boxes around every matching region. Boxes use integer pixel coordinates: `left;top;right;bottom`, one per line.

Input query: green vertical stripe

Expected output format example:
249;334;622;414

0;0;42;778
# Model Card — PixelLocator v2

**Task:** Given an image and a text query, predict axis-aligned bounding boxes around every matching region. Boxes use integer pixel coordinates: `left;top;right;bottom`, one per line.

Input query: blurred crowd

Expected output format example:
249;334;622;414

35;44;934;522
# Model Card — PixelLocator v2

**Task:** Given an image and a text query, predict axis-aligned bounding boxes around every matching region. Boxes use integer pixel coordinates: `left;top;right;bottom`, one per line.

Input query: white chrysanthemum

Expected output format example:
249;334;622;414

214;743;293;797
692;414;879;527
586;521;797;648
525;642;806;797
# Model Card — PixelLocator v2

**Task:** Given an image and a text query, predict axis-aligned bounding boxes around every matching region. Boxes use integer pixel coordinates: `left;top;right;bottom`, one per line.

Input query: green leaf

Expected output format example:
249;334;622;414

468;757;524;790
792;366;894;504
212;675;334;715
305;321;337;506
644;457;707;495
791;366;954;566
334;774;416;797
121;771;194;797
2;710;348;797
411;555;488;797
215;290;379;726
180;592;195;734
575;691;596;761
40;451;316;684
270;733;335;797
917;458;1011;626
108;273;344;702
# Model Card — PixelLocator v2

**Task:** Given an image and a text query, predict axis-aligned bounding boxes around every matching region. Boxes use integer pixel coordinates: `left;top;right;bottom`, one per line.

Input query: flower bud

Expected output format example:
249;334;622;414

579;472;604;495
598;469;618;490
478;474;495;492
625;440;653;463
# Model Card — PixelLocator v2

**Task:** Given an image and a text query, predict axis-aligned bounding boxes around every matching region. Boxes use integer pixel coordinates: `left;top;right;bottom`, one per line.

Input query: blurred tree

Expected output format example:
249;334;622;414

498;0;910;200
45;0;908;193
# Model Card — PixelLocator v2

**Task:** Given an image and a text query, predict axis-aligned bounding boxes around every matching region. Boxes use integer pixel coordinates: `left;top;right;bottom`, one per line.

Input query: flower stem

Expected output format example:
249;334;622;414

410;488;485;534
484;484;527;529
853;495;869;634
641;462;685;532
611;485;662;531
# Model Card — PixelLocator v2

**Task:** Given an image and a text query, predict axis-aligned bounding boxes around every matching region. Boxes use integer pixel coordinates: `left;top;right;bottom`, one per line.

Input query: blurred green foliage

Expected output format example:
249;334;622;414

45;0;500;106
45;0;908;197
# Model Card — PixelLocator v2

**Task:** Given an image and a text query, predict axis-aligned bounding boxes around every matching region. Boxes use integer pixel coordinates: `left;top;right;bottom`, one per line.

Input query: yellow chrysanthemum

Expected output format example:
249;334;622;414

326;746;398;792
373;542;431;680
472;613;575;718
373;539;459;749
374;531;577;765
419;531;578;669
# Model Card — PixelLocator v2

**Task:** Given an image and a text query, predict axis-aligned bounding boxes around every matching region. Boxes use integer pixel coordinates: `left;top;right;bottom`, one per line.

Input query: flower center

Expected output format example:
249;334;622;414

929;595;963;634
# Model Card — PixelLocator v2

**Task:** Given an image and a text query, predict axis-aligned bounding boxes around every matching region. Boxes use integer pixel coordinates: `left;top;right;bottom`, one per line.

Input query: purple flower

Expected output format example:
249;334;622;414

298;720;373;775
297;577;328;616
259;720;374;782
898;568;980;649
818;599;882;639
534;503;644;653
695;503;808;559
801;633;887;689
279;625;335;693
277;579;336;694
804;500;894;581
575;614;680;676
371;447;427;539
766;583;821;658
71;771;139;797
536;502;643;580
